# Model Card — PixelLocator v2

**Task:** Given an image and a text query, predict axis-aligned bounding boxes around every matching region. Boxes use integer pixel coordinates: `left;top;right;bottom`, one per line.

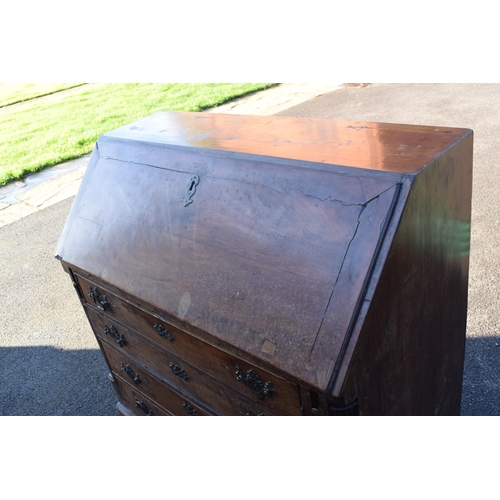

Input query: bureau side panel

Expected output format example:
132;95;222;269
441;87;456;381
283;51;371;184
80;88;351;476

340;132;473;415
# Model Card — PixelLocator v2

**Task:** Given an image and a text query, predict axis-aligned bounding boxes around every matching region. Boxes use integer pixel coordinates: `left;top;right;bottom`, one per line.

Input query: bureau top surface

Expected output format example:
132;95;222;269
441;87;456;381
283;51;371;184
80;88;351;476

104;111;471;174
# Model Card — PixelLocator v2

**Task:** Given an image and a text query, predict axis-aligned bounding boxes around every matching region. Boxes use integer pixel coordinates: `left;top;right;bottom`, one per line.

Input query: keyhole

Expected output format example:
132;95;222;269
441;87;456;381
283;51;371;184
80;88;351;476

183;174;200;206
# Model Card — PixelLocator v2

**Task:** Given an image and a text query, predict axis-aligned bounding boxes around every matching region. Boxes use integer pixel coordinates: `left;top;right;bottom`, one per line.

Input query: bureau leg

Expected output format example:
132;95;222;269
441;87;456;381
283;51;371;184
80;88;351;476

116;402;135;416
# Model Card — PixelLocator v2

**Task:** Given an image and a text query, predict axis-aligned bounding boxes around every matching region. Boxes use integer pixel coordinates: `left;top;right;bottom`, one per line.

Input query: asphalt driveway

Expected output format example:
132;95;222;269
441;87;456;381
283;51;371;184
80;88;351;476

277;83;500;415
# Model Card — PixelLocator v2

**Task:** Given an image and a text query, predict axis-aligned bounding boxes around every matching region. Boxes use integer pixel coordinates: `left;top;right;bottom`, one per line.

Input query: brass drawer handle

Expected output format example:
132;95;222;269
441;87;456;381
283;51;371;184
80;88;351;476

236;368;276;399
88;286;110;311
169;362;189;380
153;323;174;342
135;399;153;416
121;363;141;384
104;325;126;347
182;402;198;415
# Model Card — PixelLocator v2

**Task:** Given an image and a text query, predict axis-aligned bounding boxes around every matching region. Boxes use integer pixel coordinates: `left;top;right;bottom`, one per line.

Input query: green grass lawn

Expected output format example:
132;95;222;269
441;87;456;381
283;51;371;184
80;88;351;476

0;83;275;186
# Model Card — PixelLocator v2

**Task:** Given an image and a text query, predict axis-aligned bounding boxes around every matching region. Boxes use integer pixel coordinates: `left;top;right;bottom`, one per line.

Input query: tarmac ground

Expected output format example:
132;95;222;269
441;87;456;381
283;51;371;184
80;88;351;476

1;83;498;415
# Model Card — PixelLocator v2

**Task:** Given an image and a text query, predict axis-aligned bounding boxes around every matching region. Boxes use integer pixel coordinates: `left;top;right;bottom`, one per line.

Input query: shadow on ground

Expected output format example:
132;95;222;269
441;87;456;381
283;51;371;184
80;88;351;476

0;346;116;416
462;335;500;416
0;335;498;415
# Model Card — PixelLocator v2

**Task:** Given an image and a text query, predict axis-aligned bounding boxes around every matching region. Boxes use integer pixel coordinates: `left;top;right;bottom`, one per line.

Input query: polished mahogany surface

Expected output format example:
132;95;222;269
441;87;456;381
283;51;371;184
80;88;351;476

57;112;473;415
105;111;470;174
56;139;400;390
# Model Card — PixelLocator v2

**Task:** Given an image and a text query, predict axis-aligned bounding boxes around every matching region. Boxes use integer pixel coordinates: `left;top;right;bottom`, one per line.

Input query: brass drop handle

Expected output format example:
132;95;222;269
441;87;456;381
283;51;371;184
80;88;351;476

182;402;198;415
153;323;174;342
169;362;189;380
135;399;153;416
104;325;126;347
88;286;109;311
236;368;276;399
121;363;141;384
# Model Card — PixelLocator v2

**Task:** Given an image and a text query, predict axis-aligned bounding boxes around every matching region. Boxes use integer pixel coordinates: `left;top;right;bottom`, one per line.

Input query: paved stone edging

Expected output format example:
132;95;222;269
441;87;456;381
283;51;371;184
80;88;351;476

0;155;91;227
208;83;342;115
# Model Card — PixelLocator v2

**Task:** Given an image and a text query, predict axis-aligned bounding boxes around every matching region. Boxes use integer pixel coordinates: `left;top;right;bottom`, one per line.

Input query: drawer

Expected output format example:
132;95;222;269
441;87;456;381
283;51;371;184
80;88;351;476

113;375;170;416
92;308;276;416
113;372;212;416
76;273;302;414
104;340;217;416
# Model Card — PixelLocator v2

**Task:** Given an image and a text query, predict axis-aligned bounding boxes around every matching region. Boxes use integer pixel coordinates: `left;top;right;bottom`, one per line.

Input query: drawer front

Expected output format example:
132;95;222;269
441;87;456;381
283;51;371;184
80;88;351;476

103;340;217;416
113;375;170;416
92;308;276;416
113;372;212;416
76;273;302;414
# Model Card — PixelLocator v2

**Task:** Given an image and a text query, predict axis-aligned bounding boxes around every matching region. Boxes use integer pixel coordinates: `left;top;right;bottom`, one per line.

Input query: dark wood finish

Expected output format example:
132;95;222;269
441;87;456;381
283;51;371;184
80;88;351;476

56;111;473;415
90;309;280;416
337;134;473;414
78;273;301;414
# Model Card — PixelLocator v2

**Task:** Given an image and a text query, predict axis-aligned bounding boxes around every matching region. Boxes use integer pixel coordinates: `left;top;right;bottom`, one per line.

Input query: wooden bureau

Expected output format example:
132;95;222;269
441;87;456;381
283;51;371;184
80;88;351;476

56;112;473;415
